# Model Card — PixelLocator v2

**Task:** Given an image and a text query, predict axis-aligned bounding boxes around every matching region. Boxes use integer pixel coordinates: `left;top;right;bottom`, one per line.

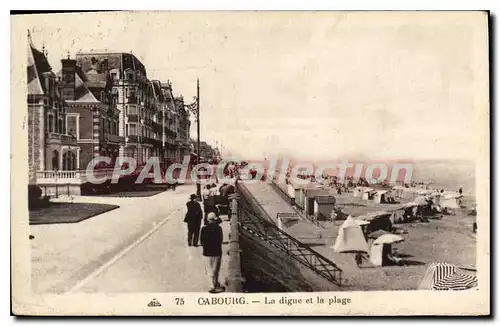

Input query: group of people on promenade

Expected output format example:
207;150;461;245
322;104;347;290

183;181;235;294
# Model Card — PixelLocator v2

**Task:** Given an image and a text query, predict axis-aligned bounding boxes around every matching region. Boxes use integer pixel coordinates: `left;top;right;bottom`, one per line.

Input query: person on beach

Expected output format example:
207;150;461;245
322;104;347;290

185;194;203;247
355;253;363;268
200;212;225;293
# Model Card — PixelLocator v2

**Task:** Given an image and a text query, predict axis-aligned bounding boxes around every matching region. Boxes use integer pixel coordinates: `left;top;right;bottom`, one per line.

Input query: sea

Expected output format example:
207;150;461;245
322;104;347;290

282;157;476;200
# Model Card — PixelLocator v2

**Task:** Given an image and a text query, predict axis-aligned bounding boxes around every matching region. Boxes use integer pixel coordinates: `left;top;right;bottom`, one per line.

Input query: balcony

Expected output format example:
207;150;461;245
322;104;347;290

46;132;78;146
102;133;125;144
142;137;162;148
127;135;139;143
37;168;115;185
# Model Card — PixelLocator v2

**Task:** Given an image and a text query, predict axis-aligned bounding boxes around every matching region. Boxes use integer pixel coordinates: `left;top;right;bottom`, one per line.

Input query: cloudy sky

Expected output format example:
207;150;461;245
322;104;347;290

19;11;488;161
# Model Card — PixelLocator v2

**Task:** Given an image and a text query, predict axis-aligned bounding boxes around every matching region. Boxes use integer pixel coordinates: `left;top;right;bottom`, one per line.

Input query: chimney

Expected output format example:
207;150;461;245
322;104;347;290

61;57;77;101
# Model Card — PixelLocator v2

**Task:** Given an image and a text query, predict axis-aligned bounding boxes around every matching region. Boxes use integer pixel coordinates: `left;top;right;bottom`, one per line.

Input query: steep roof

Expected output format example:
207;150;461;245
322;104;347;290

151;80;164;101
27;40;50;96
57;69;99;103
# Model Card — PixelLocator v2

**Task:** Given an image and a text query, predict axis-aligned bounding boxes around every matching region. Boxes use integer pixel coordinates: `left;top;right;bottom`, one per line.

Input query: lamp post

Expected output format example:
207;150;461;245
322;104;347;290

184;79;201;200
196;78;201;200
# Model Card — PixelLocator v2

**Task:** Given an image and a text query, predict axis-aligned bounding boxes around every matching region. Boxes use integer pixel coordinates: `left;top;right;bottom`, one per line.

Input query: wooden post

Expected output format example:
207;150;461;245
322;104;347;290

225;192;244;292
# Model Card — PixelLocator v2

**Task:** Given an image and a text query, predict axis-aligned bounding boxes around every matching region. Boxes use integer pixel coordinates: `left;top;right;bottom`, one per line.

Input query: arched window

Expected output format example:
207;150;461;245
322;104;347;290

63;151;76;171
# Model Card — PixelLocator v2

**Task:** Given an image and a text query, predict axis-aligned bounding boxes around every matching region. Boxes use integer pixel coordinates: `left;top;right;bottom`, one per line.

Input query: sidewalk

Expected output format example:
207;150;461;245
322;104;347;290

31;186;198;293
76;203;230;293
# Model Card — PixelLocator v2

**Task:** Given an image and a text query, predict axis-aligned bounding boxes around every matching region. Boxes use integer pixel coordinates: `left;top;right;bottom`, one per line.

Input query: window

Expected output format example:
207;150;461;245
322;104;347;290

67;116;78;139
111;73;117;81
128;106;137;115
129;124;137;136
48;115;54;133
101;91;105;103
126;124;129;136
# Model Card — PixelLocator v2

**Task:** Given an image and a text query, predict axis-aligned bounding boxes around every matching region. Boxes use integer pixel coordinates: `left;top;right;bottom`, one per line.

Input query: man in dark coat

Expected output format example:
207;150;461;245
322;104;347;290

200;212;225;293
185;194;203;247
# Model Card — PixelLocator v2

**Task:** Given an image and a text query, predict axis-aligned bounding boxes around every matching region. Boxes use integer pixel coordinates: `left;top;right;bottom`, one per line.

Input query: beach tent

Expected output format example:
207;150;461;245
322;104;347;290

441;193;464;209
419;262;477;290
332;216;369;253
369;234;404;267
426;192;441;206
287;179;304;201
353;187;366;198
358;211;393;233
373;190;390;204
362;188;376;200
314;196;336;219
414;196;429;206
303;188;329;215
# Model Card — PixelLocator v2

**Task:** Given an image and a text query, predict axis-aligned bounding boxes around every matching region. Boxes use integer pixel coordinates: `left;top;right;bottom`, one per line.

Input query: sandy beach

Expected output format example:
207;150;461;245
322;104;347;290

284;191;476;291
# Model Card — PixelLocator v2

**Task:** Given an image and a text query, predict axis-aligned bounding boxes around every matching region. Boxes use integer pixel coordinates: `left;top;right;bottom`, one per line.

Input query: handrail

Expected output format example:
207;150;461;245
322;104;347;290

238;203;342;286
237;185;342;287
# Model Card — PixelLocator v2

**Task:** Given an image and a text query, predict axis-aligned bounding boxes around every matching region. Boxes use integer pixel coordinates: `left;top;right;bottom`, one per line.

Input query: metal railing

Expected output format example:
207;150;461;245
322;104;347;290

238;201;343;287
237;184;343;287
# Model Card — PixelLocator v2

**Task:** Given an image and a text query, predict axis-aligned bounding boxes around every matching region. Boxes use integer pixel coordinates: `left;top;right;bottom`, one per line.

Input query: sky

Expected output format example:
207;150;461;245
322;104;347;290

19;11;488;161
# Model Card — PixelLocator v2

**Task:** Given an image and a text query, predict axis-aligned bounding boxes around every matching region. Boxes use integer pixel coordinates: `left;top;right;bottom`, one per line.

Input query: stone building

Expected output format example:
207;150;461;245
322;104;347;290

75;52;149;163
59;56;124;170
27;35;79;187
74;52;191;165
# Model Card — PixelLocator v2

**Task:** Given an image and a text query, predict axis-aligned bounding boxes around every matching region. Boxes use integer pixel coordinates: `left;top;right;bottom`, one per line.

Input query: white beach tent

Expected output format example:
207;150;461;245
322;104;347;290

353;187;366;198
369;234;404;266
332;216;369;253
373;190;390;204
362;188;376;200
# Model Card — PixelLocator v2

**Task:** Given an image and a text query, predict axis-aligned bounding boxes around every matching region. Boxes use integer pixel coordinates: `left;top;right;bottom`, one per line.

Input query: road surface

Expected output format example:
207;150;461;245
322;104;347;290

30;185;229;293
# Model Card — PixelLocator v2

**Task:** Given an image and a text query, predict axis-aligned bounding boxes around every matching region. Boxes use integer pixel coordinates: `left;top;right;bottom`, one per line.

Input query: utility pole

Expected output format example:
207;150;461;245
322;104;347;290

196;78;201;200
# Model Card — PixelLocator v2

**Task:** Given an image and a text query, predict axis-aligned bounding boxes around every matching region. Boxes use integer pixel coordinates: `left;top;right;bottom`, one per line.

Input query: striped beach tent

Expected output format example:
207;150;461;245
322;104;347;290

419;262;477;291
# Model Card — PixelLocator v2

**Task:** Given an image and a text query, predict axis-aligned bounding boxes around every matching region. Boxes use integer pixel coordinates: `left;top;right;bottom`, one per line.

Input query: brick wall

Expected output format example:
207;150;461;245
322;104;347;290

79;109;93;139
79;143;94;170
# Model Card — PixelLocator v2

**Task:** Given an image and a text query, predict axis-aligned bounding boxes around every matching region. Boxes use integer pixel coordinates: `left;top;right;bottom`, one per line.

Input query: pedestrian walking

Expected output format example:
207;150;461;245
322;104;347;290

200;212;225;293
184;194;203;247
203;185;217;225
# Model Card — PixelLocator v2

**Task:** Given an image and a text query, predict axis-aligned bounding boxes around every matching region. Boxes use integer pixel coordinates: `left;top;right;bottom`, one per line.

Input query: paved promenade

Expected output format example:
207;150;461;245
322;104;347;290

31;185;229;293
242;183;324;240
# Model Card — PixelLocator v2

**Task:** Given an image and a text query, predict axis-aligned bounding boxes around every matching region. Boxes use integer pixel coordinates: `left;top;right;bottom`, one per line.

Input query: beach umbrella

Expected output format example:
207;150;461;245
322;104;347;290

373;233;404;245
404;201;418;208
414;196;428;206
367;230;391;239
355;219;370;226
419;262;477;291
432;272;478;291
